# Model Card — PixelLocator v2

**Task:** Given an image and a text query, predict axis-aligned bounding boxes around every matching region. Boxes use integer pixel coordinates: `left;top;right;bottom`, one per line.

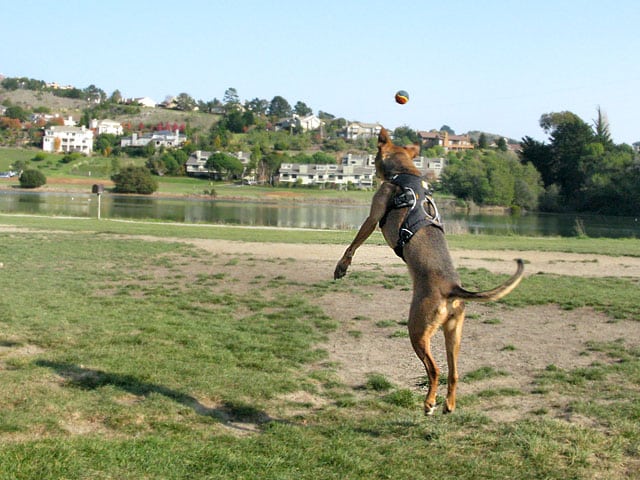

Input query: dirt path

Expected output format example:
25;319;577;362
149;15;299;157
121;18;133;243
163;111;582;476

177;238;640;421
183;239;640;278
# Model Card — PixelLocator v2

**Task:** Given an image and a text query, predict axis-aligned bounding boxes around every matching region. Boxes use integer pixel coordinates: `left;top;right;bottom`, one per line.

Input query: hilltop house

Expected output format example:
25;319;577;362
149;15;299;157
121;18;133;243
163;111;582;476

120;129;186;149
42;125;94;154
338;122;383;141
276;114;323;132
132;97;156;108
90;119;123;136
418;131;474;152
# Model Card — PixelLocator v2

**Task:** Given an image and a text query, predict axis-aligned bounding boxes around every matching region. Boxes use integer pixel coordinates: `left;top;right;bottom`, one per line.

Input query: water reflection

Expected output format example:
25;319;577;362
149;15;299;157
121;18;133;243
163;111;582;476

0;190;637;238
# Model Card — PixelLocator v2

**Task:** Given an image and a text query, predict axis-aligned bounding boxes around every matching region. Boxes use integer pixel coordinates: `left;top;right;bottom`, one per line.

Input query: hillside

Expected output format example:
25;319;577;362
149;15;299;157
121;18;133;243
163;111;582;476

0;87;219;133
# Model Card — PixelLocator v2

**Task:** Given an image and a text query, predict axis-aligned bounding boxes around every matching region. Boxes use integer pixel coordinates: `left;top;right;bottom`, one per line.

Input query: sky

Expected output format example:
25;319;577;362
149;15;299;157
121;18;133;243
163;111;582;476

2;0;639;144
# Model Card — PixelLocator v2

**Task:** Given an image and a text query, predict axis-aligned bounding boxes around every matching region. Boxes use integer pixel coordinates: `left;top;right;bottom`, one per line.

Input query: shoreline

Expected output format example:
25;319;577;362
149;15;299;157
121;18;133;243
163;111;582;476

0;178;511;213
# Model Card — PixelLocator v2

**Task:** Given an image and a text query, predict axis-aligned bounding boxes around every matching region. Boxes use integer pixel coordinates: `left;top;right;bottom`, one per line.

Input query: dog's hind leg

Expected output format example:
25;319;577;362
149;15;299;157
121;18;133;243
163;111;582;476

408;297;447;415
442;301;465;414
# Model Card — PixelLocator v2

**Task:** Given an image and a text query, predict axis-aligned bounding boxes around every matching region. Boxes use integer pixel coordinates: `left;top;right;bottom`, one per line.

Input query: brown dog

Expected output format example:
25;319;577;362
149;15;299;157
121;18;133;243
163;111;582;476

334;127;524;415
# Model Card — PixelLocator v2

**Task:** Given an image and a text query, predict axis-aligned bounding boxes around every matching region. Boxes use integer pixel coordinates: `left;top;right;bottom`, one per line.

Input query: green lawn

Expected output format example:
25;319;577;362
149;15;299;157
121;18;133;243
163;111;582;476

0;225;638;478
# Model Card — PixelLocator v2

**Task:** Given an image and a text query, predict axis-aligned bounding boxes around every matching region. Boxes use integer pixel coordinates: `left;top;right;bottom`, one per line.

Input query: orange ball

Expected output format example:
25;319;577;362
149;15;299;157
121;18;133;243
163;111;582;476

395;90;409;104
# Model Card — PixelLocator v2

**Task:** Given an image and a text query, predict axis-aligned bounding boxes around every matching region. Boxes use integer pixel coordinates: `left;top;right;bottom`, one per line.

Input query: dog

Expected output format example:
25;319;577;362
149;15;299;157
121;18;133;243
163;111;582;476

334;127;524;415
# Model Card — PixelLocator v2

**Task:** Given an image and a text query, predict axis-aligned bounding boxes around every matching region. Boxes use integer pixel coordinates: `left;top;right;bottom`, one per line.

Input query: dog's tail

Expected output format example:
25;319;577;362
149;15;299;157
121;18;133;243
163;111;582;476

450;259;524;302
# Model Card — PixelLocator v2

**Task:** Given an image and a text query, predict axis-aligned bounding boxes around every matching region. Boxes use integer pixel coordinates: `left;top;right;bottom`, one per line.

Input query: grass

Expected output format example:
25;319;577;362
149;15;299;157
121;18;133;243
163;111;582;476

2;213;640;258
457;267;640;320
0;226;639;478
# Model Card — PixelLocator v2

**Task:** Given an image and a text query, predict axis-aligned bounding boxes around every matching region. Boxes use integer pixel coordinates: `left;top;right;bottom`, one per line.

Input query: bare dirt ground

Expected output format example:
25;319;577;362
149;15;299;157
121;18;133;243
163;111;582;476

177;239;640;420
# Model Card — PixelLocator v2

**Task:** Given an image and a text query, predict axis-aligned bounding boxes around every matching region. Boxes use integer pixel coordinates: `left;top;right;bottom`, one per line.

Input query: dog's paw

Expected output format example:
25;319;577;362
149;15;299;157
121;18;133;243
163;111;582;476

424;404;437;416
333;260;350;279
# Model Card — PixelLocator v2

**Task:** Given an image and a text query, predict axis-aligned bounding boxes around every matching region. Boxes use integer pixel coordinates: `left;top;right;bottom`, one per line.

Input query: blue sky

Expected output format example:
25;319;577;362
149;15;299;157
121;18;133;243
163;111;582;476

2;0;639;144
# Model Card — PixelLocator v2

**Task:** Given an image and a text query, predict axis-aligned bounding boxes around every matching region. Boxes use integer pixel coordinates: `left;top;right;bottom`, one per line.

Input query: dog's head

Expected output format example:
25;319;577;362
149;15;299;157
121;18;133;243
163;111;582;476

375;127;421;180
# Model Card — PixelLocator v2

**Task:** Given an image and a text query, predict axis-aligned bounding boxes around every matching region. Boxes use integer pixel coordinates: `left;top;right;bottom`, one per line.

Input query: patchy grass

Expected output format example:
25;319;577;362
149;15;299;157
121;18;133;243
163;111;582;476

458;267;640;320
0;230;638;479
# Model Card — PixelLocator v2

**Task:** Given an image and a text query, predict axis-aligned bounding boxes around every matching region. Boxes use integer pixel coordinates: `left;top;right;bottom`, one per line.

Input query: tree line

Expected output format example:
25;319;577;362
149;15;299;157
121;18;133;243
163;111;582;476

2;77;638;213
518;108;638;215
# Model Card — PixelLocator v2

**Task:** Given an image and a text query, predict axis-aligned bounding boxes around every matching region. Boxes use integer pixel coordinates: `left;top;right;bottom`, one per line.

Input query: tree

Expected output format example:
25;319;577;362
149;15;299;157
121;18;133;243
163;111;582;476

95;134;118;155
223;88;240;105
246;98;269;115
199;98;223;113
209;122;231;149
593;105;613;147
84;84;106;103
109;89;123;103
268;96;292;119
440;153;490;204
312;151;336;164
513;161;543;210
519;136;554;187
496;137;508;152
440;125;455;134
539;111;581;134
548;114;594;204
111;166;158;194
441;150;542;209
478;133;488;149
520;108;635;212
293;101;312;117
258;152;286;184
205;153;243;180
5;105;30;122
392;126;420;145
175;93;197;111
484;155;515;205
19;169;46;188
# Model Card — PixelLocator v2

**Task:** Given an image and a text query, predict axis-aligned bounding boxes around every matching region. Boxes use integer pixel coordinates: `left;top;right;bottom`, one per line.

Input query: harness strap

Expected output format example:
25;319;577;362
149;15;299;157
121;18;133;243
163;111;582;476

382;174;443;260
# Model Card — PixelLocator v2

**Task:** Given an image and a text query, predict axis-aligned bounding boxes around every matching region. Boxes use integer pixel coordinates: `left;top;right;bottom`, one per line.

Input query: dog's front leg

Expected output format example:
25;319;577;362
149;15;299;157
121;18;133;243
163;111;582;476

334;183;393;279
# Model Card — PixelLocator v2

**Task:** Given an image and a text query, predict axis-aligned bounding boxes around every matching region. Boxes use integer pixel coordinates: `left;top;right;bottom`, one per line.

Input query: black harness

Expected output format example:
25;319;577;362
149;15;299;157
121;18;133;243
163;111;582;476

380;173;443;259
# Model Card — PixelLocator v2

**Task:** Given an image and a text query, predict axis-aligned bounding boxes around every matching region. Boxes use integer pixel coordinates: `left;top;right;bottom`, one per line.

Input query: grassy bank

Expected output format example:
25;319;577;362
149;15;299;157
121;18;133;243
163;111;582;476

2;214;640;257
0;225;638;478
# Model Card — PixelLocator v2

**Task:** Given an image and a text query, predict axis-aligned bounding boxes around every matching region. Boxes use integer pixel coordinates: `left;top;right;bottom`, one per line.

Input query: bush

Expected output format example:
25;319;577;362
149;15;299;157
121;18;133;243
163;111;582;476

19;169;47;188
111;166;158;194
60;152;83;164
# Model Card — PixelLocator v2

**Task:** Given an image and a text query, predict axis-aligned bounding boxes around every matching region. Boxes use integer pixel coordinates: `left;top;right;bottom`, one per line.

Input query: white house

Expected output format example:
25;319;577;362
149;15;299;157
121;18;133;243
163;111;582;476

42;125;94;154
90;118;123;136
339;122;383;141
277;152;445;189
278;153;375;189
276;114;323;132
120;129;186;148
126;97;156;108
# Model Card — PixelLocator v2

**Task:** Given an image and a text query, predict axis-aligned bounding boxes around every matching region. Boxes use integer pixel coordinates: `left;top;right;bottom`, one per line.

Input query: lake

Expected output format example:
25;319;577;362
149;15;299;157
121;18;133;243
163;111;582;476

0;190;638;238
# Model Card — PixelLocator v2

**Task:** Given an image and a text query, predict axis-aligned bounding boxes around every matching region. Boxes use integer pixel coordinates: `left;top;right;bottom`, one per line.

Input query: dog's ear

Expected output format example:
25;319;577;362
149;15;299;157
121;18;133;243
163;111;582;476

405;142;420;158
378;127;391;146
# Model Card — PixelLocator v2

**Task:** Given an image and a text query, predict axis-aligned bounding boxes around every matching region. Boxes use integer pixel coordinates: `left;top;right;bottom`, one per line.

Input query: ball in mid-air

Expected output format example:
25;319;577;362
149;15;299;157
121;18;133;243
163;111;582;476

395;90;409;104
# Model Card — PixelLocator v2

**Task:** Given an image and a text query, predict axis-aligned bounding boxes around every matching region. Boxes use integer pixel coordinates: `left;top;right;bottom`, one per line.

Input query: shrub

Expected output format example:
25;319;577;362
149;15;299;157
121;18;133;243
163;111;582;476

60;152;83;164
111;166;158;194
19;169;46;188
